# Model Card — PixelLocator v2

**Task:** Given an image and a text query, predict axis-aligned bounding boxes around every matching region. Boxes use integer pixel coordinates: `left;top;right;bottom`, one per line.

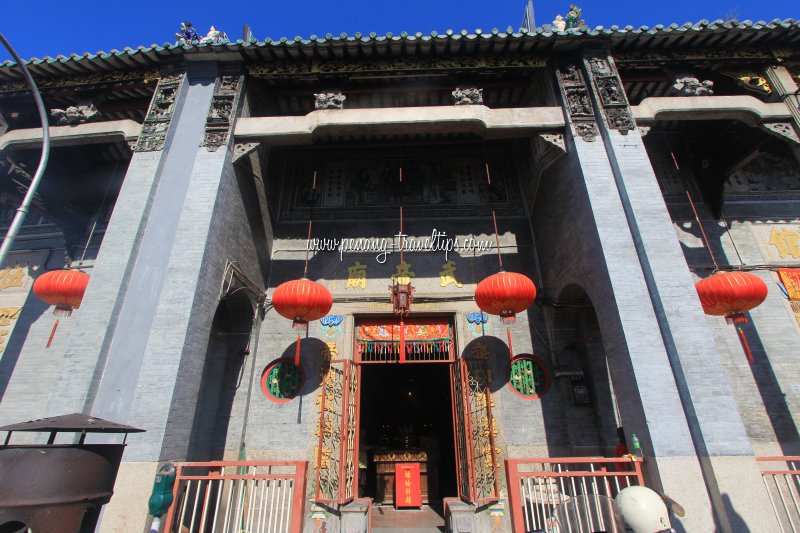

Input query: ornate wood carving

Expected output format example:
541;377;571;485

0;67;159;96
555;63;598;142
672;77;715;96
574;123;598;142
761;122;800;144
532;131;568;187
451;356;499;503
248;54;546;79
135;71;185;152
200;74;244;151
50;102;101;125
584;54;635;135
540;133;566;153
722;72;773;95
314;92;346;109
613;46;779;67
452;87;483;105
232;142;260;163
314;360;359;504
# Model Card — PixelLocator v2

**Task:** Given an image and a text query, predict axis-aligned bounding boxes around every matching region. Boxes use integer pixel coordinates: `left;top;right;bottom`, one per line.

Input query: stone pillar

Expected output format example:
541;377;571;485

551;59;717;531
43;62;252;532
765;66;800;165
46;68;190;415
122;67;252;464
579;50;780;531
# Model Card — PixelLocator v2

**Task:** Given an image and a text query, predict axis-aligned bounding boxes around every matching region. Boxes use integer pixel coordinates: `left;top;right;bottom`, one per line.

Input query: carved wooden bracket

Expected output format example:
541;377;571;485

761;122;800;144
232;142;260;163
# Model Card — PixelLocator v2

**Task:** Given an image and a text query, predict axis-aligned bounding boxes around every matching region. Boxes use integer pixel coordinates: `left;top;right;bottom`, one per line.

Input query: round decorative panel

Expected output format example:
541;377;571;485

261;358;304;402
508;354;550;399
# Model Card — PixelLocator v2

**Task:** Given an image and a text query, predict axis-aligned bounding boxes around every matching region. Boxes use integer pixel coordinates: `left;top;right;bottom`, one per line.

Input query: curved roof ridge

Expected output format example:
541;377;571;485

0;18;796;78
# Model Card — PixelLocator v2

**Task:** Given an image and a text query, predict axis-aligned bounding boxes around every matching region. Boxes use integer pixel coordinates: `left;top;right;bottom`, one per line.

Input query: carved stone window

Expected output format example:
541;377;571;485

261;358;304;402
507;354;550;399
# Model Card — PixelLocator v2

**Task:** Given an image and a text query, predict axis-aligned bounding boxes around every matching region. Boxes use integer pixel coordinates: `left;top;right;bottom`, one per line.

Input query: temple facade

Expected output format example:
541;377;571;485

0;17;800;533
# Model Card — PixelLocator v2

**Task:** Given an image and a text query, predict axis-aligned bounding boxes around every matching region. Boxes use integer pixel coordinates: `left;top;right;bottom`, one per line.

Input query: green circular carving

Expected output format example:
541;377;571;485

508;355;550;399
261;359;304;401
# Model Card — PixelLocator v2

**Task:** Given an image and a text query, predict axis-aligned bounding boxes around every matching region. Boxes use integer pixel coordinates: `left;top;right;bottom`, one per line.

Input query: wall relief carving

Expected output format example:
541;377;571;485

50;102;101;125
452;87;483;105
135;70;185;153
671;77;715;96
556;63;598;142
583;54;635;134
315;92;346;110
761;122;800;144
200;73;243;151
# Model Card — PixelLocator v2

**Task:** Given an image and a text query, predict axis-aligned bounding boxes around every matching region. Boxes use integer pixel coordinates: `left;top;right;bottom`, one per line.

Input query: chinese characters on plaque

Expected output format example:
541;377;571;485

394;463;422;508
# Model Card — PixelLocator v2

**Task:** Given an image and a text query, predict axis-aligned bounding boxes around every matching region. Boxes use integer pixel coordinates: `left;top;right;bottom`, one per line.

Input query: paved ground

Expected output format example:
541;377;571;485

370;504;446;532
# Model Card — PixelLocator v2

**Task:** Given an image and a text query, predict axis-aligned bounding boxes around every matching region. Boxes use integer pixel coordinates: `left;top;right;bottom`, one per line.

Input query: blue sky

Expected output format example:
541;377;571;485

0;0;797;63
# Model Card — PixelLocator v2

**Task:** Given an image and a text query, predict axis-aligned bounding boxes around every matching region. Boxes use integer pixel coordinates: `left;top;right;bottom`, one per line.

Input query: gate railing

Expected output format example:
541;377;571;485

506;457;644;533
163;460;307;533
757;456;800;533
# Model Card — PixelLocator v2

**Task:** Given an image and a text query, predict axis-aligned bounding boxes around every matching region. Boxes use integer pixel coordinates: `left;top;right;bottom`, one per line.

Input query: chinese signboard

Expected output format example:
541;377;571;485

0;252;45;357
395;463;421;508
753;224;800;263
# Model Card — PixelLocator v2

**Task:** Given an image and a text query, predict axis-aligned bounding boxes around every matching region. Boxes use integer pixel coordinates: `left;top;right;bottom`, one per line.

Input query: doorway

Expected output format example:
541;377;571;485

358;362;457;513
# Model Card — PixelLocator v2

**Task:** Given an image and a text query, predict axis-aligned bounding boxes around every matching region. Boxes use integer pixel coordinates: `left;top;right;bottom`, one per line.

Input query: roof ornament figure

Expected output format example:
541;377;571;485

176;21;201;44
672;77;715;96
452;87;484;105
200;26;229;44
50;102;101;125
314;92;346;110
566;5;585;29
552;15;567;32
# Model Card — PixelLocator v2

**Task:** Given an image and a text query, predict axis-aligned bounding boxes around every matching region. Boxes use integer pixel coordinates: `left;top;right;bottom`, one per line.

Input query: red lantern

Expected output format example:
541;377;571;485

475;271;537;359
695;271;768;362
32;269;90;348
475;271;537;325
272;278;333;365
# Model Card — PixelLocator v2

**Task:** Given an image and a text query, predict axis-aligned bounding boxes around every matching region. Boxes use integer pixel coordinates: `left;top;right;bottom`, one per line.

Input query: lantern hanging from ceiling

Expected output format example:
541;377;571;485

272;278;333;366
695;271;768;362
474;271;537;359
389;278;415;363
32;269;90;348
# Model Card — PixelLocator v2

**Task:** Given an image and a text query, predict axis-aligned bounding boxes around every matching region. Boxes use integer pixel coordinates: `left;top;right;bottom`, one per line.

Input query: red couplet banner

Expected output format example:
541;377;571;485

395;462;422;508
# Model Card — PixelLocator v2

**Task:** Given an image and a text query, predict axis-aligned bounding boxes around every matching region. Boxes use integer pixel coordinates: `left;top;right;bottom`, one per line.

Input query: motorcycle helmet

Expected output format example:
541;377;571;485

614;486;676;533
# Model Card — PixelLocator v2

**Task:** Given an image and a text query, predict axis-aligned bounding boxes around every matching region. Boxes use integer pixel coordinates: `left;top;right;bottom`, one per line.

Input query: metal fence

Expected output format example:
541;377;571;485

758;456;800;533
506;457;644;533
163;461;307;533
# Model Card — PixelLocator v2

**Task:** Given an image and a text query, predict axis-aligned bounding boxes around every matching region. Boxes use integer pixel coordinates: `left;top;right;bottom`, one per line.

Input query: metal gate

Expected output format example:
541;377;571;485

314;359;360;504
163;461;307;533
450;355;500;504
758;455;800;532
506;457;644;533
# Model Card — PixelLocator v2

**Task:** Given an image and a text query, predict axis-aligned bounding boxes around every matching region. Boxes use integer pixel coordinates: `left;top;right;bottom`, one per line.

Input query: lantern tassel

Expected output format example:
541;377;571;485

46;319;59;349
294;333;302;366
735;324;754;363
506;327;514;361
399;318;406;364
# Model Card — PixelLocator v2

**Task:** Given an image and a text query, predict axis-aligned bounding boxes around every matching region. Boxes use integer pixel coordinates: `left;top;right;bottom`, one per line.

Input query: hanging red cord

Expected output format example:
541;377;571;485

303;170;317;278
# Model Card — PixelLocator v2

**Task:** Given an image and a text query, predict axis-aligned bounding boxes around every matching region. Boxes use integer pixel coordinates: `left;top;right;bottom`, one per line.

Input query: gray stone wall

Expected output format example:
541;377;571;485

0;242;88;432
649;132;800;455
